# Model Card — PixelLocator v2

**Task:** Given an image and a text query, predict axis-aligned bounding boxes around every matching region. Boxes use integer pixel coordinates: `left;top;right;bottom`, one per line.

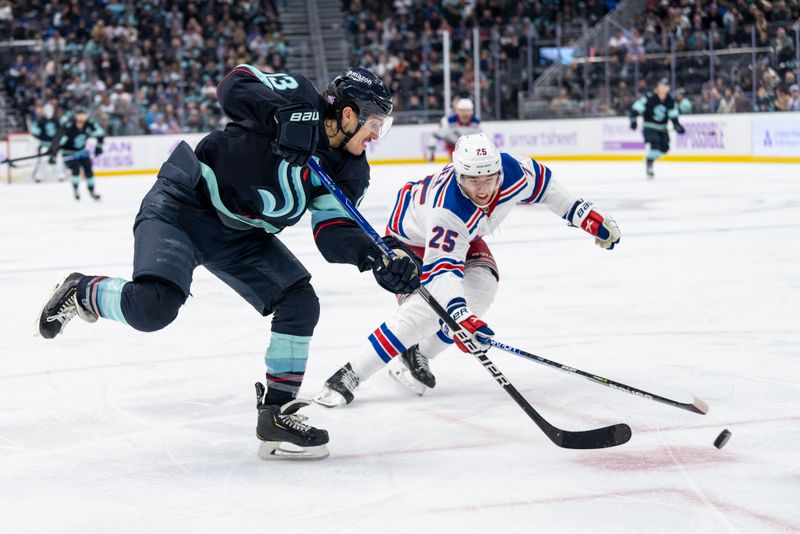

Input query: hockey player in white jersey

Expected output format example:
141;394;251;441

315;133;621;406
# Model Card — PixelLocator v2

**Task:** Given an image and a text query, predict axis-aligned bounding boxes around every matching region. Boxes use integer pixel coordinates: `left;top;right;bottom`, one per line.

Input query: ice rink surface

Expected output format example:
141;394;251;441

1;160;799;533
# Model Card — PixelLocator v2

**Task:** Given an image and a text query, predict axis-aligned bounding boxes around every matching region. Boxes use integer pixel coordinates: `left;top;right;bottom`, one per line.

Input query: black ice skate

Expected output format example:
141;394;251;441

89;189;101;201
255;382;329;460
388;345;436;396
73;187;80;200
646;159;654;179
313;363;361;408
35;272;98;339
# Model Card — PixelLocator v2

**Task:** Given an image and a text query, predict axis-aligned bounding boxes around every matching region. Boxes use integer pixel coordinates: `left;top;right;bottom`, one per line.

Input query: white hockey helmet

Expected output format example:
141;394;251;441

455;98;474;111
452;133;501;177
42;103;54;119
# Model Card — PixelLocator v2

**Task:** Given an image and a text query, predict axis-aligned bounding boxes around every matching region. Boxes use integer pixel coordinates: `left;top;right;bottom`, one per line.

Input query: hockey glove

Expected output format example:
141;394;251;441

94;144;104;156
440;298;494;353
366;236;421;294
566;199;621;250
673;122;686;134
272;102;320;167
629;117;638;130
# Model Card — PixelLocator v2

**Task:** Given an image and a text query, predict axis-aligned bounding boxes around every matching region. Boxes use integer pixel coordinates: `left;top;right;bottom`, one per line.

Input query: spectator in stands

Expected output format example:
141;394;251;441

789;85;800;111
0;1;12;38
774;85;792;111
772;27;795;65
733;85;751;113
717;87;737;113
675;88;692;114
700;86;720;113
608;28;629;56
755;85;776;112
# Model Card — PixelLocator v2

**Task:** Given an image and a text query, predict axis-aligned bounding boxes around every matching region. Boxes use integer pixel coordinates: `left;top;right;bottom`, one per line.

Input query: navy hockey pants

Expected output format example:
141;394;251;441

120;142;319;337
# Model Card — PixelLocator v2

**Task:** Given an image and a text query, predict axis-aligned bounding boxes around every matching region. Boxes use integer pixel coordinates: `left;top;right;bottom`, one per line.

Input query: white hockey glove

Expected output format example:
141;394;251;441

566;199;621;250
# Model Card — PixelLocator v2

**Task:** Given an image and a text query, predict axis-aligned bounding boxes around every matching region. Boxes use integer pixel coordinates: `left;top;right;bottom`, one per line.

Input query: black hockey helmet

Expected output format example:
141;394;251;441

324;67;394;143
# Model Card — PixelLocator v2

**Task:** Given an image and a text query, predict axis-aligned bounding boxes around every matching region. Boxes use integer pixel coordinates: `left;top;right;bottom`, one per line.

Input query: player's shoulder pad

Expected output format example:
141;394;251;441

499;152;526;186
435;172;475;226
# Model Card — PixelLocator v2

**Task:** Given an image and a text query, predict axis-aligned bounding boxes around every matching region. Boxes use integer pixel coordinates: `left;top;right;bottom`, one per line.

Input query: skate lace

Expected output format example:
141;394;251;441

46;295;77;324
341;369;360;391
280;413;311;433
412;351;430;373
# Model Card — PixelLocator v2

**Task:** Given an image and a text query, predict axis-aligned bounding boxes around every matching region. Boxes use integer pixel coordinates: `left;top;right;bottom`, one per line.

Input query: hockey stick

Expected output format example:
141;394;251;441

1;152;50;166
2;151;83;166
307;158;631;450
487;340;709;415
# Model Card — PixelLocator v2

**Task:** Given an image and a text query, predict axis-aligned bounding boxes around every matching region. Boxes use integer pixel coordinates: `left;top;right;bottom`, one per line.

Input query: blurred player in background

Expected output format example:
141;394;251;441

49;110;105;200
630;78;686;179
426;97;481;161
30;103;65;183
315;133;621;407
35;65;419;460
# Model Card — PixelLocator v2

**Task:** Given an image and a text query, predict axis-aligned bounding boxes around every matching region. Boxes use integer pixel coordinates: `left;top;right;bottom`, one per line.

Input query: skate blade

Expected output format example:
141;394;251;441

313;387;347;408
388;364;427;397
258;441;329;461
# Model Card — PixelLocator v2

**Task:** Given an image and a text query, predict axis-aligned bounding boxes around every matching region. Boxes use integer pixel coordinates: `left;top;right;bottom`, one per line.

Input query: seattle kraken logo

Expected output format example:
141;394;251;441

257;160;307;220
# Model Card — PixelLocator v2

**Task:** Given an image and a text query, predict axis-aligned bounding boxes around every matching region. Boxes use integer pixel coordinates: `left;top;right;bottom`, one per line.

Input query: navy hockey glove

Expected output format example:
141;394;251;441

629;117;638;130
94;144;104;156
272;102;320;166
366;236;421;294
673;122;686;134
566;199;621;250
440;298;494;353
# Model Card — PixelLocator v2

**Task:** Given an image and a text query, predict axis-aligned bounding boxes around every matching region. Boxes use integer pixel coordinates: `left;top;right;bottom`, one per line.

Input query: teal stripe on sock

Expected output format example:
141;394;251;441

96;277;129;324
265;332;311;374
647;149;664;160
87;177;96;188
71;175;80;187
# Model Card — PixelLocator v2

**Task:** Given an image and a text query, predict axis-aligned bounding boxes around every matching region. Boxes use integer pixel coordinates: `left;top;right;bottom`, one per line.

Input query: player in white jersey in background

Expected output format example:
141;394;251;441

315;133;621;407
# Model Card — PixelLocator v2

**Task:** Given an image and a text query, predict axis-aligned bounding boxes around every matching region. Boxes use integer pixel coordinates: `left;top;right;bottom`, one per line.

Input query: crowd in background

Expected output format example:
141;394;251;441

343;0;611;120
547;0;800;116
2;0;799;138
343;0;799;119
1;0;287;135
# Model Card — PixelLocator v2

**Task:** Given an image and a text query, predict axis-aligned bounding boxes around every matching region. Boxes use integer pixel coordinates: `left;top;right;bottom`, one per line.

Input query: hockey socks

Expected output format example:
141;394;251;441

264;332;310;405
79;276;129;324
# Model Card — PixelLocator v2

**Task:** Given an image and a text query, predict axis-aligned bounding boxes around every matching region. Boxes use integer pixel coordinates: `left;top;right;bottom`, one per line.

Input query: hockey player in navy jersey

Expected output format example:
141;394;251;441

630;78;686;179
30;103;63;182
315;133;621;407
35;65;420;460
49;110;105;199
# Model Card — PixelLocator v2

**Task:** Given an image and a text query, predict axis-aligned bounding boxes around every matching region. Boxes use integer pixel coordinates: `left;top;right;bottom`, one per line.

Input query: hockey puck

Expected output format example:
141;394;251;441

714;429;732;449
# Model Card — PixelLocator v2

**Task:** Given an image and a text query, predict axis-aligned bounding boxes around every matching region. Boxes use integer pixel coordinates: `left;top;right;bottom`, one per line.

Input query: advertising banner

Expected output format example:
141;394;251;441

752;116;800;157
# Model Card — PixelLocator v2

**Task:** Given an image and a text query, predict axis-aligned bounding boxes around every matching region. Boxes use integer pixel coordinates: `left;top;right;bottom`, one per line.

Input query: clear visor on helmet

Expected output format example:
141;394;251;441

360;113;393;140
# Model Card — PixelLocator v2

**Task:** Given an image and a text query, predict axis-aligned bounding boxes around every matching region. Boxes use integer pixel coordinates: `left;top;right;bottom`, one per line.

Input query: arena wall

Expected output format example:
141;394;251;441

4;113;798;182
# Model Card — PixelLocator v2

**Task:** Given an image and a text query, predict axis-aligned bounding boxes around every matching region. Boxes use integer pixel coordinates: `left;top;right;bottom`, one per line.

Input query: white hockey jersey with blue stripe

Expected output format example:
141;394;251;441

386;152;578;310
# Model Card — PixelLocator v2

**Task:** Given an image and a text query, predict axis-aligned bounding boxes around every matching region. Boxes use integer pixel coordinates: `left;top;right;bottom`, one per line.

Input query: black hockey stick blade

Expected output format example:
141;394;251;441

557;423;632;449
505;382;631;449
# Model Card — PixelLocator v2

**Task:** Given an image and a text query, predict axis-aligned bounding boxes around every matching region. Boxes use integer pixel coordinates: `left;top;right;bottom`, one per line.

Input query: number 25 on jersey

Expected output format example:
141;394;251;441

429;226;458;252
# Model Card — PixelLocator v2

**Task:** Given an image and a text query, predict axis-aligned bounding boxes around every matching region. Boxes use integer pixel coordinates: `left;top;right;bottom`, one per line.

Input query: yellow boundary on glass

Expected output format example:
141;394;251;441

91;154;800;177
